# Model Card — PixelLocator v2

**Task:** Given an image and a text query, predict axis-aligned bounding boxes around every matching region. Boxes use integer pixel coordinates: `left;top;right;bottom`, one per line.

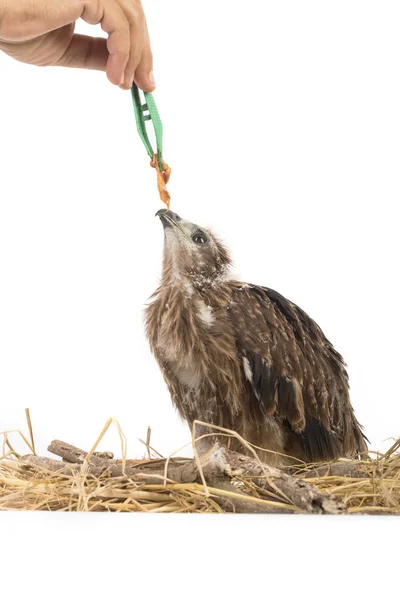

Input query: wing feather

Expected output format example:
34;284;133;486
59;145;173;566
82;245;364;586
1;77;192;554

228;283;367;460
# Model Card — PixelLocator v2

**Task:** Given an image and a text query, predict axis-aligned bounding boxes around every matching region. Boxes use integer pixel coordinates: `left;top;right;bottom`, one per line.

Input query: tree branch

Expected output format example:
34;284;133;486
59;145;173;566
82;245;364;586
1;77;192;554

200;446;345;515
14;439;346;514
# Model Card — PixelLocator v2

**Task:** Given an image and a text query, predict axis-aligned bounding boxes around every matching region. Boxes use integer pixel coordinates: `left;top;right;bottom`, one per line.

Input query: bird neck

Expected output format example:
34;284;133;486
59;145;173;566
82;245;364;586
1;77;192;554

156;273;232;320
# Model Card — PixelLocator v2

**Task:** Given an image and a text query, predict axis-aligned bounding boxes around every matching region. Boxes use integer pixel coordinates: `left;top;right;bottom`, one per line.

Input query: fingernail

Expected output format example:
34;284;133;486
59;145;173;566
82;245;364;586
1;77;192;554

148;71;156;88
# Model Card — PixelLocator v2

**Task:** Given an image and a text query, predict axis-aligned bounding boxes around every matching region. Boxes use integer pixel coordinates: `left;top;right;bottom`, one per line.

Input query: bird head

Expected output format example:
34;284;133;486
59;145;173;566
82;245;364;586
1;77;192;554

156;209;231;288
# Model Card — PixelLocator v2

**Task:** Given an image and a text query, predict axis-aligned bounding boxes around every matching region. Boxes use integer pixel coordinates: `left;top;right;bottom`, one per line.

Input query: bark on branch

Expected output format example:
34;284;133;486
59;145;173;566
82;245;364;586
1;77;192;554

46;439;198;483
200;446;345;515
298;462;369;479
19;439;347;515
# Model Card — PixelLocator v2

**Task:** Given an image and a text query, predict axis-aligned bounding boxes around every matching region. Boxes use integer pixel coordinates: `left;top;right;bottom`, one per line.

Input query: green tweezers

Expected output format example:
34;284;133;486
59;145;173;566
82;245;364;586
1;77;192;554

131;83;164;172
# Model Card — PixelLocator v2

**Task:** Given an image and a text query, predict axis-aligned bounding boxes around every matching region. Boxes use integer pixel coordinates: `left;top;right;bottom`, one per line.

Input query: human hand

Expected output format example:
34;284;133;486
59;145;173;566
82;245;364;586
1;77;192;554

0;0;155;91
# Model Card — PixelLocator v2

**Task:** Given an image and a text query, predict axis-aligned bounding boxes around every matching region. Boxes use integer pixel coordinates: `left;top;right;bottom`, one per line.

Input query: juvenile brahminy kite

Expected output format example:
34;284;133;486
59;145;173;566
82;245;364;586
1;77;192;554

146;209;367;466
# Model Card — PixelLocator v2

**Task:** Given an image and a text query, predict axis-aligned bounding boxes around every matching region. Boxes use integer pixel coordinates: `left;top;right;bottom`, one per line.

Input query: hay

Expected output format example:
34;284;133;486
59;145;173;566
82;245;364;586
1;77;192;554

0;412;399;514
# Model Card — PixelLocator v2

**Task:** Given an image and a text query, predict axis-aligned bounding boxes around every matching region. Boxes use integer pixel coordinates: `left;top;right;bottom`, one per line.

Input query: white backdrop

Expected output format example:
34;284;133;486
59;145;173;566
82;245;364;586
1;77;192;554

1;1;399;459
1;1;400;597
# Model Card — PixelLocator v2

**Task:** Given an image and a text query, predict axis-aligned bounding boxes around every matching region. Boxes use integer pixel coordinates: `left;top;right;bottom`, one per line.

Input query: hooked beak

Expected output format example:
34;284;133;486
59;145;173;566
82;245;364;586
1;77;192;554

155;208;181;229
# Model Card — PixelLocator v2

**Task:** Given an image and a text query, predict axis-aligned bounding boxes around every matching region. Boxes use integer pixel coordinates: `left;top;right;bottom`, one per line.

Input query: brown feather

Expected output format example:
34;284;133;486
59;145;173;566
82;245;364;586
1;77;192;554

146;212;368;465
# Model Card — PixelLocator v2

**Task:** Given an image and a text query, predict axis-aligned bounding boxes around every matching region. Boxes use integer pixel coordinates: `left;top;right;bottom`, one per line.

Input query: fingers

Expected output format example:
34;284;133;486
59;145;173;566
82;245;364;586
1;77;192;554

82;0;155;91
127;33;155;92
0;0;155;90
117;0;144;89
99;1;131;85
119;4;154;92
56;34;109;71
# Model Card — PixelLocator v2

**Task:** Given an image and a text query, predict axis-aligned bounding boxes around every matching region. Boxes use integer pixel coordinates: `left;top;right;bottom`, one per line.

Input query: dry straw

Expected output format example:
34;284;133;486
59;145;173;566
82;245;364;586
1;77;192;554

0;410;399;514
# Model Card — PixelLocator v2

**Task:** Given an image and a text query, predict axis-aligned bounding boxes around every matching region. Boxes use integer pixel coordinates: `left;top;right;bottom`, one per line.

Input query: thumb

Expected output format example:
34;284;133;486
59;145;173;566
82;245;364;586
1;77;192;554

56;34;109;71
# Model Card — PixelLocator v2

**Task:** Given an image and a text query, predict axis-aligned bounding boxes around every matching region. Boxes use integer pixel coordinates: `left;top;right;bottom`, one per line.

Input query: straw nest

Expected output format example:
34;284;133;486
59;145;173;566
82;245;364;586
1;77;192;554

1;411;399;514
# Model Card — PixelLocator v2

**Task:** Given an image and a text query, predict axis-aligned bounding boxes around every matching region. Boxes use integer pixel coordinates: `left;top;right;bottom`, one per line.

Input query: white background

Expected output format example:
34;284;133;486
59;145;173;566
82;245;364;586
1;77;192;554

1;1;399;598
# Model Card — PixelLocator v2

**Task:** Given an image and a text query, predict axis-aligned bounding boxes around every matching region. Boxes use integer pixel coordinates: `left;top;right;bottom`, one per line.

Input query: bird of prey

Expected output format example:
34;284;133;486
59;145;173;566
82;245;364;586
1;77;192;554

146;209;367;465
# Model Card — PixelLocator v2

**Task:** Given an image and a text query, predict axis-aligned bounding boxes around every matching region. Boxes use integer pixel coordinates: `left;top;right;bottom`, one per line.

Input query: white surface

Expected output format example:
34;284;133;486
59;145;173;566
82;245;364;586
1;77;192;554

2;0;399;458
0;1;399;592
1;511;399;599
0;0;400;453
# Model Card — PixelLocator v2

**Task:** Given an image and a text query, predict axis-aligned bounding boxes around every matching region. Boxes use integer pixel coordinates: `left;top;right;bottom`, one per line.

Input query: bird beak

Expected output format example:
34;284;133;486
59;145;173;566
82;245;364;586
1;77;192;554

155;208;168;217
155;209;181;230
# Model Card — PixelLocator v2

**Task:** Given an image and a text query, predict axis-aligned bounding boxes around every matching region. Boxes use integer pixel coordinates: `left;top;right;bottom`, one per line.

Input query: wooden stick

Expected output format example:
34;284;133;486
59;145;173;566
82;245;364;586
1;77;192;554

201;446;346;515
46;440;198;482
22;455;80;474
297;462;369;479
45;439;344;514
48;440;103;465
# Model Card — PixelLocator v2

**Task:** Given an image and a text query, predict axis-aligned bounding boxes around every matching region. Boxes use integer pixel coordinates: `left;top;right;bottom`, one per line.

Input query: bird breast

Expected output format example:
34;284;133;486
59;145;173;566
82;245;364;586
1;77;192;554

155;296;215;391
156;334;201;390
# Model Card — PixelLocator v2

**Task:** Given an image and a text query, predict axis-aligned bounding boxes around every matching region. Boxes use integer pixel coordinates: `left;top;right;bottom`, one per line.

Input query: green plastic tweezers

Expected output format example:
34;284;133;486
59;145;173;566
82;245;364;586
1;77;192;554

131;83;164;172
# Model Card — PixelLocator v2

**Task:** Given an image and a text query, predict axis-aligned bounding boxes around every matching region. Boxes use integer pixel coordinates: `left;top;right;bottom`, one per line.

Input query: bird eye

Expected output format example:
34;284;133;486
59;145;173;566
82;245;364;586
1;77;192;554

192;233;208;244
